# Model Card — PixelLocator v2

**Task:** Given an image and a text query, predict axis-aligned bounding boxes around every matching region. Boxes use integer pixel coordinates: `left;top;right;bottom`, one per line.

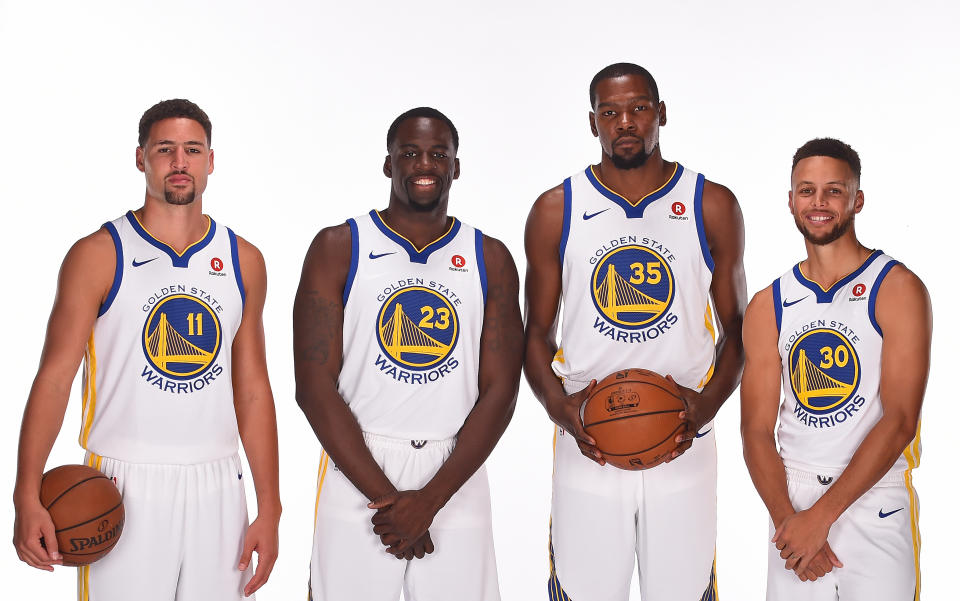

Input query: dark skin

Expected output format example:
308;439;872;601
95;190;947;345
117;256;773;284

294;117;523;559
524;74;746;465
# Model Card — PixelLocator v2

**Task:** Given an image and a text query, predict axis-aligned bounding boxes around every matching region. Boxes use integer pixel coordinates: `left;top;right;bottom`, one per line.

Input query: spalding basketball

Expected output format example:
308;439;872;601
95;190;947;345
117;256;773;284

582;369;686;470
39;464;124;566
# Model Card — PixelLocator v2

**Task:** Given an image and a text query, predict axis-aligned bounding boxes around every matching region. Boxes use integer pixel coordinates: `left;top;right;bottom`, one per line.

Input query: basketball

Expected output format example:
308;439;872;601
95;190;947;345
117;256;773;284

39;464;124;566
582;369;687;470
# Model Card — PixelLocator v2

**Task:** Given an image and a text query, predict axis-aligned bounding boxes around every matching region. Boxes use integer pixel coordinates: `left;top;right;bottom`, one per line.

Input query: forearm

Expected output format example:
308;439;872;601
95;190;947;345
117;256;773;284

697;330;744;422
14;378;72;505
236;394;281;519
523;331;567;409
742;429;795;526
813;415;918;523
297;385;396;501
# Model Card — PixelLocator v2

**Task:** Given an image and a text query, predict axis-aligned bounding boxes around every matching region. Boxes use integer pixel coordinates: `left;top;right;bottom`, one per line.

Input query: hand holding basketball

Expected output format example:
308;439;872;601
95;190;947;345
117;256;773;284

543;380;605;465
13;498;61;571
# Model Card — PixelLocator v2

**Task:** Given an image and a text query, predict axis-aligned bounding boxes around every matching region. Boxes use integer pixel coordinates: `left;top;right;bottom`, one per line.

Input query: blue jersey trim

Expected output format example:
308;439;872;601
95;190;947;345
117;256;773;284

793;249;884;303
475;229;488;305
693;173;714;272
772;278;783;334
869;259;899;336
98;221;124;317
344;218;360;305
369;209;461;264
559;178;572;262
227;228;246;308
125;210;217;268
583;163;684;219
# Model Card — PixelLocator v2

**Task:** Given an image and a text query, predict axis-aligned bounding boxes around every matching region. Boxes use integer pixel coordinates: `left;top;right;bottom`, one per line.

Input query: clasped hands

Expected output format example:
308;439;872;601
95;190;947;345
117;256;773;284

368;489;441;560
773;508;843;582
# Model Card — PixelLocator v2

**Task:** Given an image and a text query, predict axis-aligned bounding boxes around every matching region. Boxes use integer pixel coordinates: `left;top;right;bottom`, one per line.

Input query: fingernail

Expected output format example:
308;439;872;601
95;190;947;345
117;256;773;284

238;563;247;570
52;553;62;560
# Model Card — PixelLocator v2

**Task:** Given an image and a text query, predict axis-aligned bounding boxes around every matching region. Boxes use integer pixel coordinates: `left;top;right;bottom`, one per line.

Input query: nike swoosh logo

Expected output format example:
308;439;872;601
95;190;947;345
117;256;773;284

368;251;396;260
878;507;904;518
783;296;808;307
131;257;158;267
582;209;609;220
695;428;712;439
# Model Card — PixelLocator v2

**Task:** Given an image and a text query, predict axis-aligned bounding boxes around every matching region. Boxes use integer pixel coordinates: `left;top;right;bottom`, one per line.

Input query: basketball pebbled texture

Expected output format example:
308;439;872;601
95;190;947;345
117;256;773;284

582;368;687;470
39;464;125;566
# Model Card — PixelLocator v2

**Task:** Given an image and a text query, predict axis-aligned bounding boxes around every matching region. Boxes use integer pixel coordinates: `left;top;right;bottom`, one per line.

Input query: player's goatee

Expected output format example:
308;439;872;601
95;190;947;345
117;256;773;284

164;189;196;205
608;142;653;170
795;213;854;246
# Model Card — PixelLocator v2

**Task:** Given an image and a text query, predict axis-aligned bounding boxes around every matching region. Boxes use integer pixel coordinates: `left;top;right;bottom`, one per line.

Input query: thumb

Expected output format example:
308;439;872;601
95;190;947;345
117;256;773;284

825;544;843;568
771;523;784;543
41;520;61;562
368;492;398;510
237;536;255;571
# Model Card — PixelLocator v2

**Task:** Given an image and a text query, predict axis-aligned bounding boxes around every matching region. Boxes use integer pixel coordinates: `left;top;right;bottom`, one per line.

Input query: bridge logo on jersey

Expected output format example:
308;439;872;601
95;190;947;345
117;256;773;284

788;328;861;423
591;245;674;330
142;294;222;380
376;286;459;370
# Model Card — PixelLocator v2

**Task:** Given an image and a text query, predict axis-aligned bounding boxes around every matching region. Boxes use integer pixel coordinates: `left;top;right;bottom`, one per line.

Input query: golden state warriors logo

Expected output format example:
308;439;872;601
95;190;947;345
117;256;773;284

142;294;221;379
789;329;860;413
591;245;674;329
377;286;459;370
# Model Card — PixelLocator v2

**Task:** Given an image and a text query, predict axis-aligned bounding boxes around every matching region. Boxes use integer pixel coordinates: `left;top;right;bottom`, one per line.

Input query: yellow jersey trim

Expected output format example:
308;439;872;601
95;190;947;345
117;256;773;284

131;211;212;257
374;210;457;253
589;162;679;207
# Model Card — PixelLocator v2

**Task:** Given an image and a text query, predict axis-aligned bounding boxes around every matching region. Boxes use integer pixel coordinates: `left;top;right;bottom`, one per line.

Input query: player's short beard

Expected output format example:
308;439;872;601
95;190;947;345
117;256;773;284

795;213;854;246
164;188;196;205
607;141;654;170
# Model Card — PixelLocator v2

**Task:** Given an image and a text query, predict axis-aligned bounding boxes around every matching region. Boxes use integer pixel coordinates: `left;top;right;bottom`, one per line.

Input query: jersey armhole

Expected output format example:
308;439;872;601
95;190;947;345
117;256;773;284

558;177;572;263
475;228;488;305
98;221;123;317
227;228;246;309
868;260;900;336
772;278;783;334
343;218;360;306
693;174;715;272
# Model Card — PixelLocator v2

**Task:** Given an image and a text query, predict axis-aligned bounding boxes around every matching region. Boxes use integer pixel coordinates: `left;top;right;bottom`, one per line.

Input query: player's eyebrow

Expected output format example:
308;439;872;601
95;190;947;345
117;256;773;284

596;96;653;109
154;139;206;146
796;180;849;186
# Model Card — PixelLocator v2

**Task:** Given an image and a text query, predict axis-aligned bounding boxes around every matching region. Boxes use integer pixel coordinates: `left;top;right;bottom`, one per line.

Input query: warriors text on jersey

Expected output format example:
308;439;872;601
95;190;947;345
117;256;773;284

79;211;245;464
338;210;487;440
773;250;920;477
551;164;717;391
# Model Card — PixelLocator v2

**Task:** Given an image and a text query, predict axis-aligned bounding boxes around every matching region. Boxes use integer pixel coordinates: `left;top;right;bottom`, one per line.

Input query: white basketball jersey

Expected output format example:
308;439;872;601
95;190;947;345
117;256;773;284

338;210;486;440
774;250;920;477
552;164;717;392
79;211;244;464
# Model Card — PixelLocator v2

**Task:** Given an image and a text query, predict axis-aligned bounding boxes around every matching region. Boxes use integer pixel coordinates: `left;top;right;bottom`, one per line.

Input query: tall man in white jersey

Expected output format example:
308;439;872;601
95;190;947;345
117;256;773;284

524;63;746;600
293;107;522;601
741;138;931;600
13;99;281;600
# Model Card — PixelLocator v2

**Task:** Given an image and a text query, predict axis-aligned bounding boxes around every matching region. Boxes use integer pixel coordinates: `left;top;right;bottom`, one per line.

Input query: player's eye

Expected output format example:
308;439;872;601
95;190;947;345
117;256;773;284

603;110;616;117
403;151;417;158
433;152;447;159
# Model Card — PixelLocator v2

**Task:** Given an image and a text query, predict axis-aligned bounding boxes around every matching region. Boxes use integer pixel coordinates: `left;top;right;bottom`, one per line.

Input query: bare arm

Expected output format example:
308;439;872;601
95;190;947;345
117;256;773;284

775;265;931;574
522;186;602;463
13;230;114;570
371;236;523;554
230;237;280;596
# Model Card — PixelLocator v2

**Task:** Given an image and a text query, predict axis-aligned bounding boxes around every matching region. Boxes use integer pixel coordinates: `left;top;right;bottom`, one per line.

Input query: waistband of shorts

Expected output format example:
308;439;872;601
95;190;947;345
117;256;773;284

362;431;456;451
784;465;907;487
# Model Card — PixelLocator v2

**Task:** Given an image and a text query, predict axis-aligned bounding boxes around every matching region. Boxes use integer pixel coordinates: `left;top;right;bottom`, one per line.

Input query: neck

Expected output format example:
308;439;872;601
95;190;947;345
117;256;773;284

800;231;872;289
594;149;673;203
381;197;452;250
137;194;208;253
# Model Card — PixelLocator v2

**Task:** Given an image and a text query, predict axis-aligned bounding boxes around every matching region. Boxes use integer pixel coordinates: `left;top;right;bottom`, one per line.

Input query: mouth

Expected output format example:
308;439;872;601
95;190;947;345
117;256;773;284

805;212;835;224
166;173;194;186
614;135;642;147
408;176;439;187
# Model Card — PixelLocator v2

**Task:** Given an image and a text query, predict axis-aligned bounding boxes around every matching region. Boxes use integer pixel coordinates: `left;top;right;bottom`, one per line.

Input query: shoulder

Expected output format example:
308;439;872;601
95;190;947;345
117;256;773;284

530;183;566;214
700;178;741;217
743;284;779;346
308;222;353;255
745;284;776;322
480;233;518;274
232;234;266;272
875;262;931;314
65;227;117;271
525;183;566;247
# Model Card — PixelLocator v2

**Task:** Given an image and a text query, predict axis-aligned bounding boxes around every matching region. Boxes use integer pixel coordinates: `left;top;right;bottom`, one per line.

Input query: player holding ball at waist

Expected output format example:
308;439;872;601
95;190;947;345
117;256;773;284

523;62;746;601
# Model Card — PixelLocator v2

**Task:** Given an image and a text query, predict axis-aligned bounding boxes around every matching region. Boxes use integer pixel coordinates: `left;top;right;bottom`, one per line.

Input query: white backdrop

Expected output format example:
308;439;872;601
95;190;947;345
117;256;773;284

2;1;957;599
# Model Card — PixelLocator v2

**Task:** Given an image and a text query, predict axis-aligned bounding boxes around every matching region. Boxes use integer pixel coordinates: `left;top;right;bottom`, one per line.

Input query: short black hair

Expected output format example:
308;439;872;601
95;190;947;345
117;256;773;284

386;107;459;152
138;99;212;147
792;138;861;183
590;63;660;108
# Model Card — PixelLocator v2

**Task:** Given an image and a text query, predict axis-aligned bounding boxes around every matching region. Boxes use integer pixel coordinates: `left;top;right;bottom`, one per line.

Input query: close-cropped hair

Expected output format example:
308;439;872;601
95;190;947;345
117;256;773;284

792;138;861;183
138;99;212;147
589;62;660;107
386;107;459;152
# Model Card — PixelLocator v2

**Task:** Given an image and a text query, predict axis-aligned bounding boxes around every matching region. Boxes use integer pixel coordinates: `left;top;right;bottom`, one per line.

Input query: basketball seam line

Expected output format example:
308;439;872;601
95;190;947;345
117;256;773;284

62;536;121;557
591;381;683;401
595;424;687;455
584;409;682;428
43;475;109;510
54;500;123;533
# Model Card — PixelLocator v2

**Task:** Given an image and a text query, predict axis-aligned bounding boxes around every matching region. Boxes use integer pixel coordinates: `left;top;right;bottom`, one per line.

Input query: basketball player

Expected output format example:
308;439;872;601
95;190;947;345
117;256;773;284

741;138;930;599
293;107;522;600
13;99;280;599
523;63;746;600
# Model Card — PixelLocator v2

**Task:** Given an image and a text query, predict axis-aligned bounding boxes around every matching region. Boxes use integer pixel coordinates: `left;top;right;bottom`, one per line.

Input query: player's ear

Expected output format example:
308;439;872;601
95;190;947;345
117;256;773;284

658;101;667;126
589;112;599;138
453;157;460;180
787;190;795;214
854;189;864;213
208;148;215;175
136;146;145;172
383;155;392;178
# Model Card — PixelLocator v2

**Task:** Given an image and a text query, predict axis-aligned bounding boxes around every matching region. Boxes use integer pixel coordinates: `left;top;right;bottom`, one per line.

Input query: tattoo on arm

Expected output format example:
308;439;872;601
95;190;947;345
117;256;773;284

298;292;338;365
484;259;523;353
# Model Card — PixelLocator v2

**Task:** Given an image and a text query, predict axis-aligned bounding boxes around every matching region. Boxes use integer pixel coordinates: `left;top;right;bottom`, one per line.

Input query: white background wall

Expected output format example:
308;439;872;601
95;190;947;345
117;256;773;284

1;1;956;599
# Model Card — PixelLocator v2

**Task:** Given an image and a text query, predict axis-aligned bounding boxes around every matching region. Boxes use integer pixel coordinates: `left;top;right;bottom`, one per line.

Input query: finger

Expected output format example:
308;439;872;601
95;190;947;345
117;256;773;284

40;523;61;562
784;555;800;571
796;555;813;574
424;533;435;554
824;544;843;568
413;543;425;559
772;524;784;543
244;551;277;596
16;547;55;572
23;536;56;569
237;536;256;571
403;547;414;560
576;442;605;465
780;547;793;560
368;493;398;510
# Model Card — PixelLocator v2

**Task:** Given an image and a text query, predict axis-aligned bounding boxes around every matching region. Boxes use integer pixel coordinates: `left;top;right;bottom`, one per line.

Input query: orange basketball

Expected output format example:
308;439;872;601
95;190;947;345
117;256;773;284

582;369;686;470
39;465;124;566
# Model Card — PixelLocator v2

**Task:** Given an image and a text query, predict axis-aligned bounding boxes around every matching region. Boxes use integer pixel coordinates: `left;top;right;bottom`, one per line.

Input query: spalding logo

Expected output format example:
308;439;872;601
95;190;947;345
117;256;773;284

69;517;124;552
606;386;640;412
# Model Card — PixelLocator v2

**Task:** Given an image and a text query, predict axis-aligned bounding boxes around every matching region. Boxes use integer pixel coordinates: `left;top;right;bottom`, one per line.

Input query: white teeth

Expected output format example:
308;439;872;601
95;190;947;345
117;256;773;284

810;215;832;222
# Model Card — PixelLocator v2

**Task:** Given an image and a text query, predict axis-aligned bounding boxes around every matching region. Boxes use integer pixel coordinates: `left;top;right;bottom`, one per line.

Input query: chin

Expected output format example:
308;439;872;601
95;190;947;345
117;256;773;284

164;190;196;205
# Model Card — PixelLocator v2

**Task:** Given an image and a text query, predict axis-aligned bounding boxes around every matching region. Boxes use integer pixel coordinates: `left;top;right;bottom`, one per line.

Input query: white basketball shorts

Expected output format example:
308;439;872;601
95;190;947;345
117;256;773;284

766;466;920;601
309;432;500;601
77;452;251;601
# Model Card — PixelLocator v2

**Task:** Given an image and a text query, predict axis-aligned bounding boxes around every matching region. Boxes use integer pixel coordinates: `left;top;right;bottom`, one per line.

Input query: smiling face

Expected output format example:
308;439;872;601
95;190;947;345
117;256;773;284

789;155;864;245
136;117;214;205
590;74;666;170
383;117;459;212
